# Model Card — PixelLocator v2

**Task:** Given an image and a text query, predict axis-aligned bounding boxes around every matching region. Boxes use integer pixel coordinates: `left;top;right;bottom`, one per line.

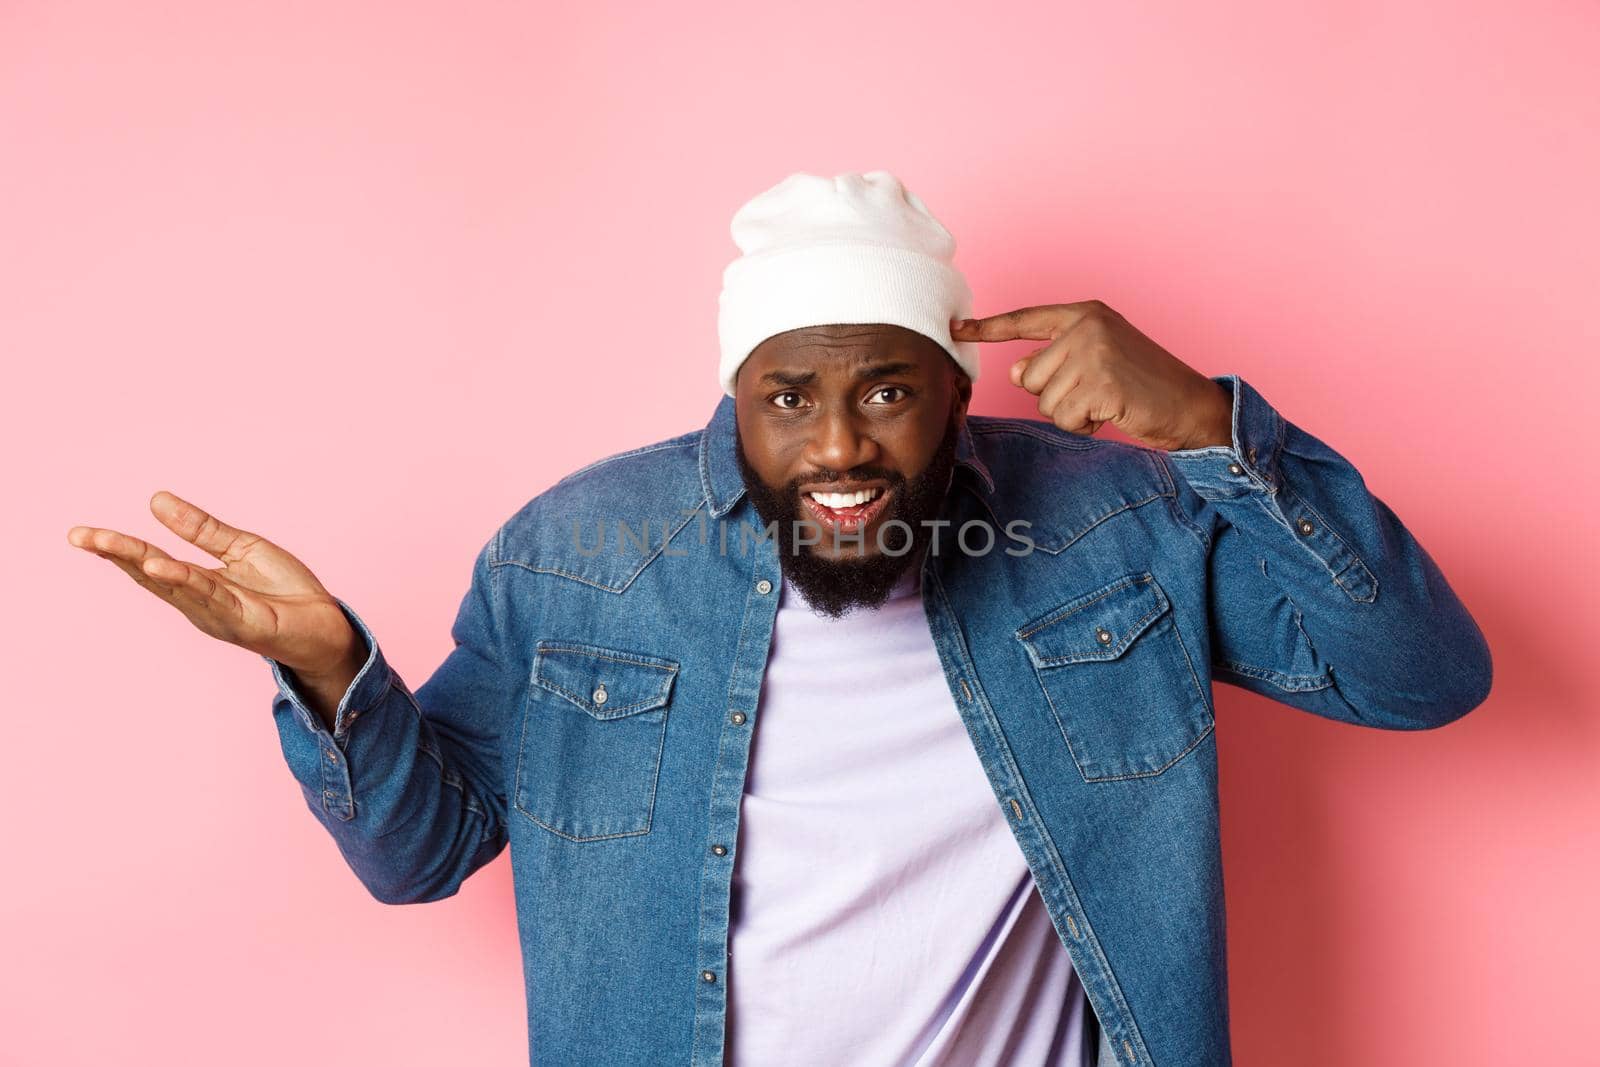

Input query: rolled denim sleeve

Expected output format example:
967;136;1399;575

1160;374;1493;729
266;599;392;746
264;532;515;903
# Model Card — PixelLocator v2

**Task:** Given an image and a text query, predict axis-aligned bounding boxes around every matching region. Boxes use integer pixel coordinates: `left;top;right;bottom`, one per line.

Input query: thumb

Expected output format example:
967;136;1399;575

1009;355;1034;387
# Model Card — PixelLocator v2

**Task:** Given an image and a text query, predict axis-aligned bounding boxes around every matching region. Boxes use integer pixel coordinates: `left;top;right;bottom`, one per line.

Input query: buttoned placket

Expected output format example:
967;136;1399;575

318;734;354;822
917;549;1154;1066
277;679;362;824
689;539;783;1067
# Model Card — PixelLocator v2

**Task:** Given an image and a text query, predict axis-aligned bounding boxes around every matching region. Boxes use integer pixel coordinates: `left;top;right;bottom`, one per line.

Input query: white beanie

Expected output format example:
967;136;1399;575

717;170;980;398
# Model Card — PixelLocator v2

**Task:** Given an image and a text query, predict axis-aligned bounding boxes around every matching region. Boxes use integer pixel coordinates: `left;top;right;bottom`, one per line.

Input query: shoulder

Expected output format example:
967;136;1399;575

967;413;1169;484
964;414;1176;553
493;427;706;572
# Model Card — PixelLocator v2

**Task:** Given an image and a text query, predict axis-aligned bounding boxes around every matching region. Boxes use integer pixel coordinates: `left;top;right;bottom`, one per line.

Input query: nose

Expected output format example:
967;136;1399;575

801;407;881;476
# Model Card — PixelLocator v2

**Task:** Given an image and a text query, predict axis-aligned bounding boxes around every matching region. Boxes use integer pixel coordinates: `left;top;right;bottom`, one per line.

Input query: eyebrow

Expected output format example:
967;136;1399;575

758;360;921;388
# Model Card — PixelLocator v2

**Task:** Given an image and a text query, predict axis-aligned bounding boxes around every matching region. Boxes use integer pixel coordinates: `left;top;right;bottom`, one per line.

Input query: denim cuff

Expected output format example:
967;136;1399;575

1162;374;1287;498
264;597;394;743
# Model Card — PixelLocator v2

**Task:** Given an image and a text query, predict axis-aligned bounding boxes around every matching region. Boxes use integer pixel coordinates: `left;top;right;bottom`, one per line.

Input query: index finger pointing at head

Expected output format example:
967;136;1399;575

952;303;1094;343
149;490;255;563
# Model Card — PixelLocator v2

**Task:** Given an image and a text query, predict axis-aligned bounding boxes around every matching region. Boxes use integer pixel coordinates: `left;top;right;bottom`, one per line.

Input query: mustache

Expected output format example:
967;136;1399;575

784;468;902;493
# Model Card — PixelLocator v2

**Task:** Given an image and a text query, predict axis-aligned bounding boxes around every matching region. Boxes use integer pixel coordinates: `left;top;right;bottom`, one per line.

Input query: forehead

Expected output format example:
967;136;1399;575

747;323;945;375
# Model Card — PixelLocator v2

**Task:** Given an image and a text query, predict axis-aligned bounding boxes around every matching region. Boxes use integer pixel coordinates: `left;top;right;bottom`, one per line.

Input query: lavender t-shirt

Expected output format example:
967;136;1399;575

725;564;1089;1065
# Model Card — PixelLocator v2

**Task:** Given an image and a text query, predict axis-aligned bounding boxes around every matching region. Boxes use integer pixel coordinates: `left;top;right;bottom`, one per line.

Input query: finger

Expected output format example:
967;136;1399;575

951;302;1101;344
1052;408;1105;436
1036;386;1098;436
1038;376;1109;437
143;555;245;620
149;490;260;564
1037;365;1083;424
69;525;180;568
1017;334;1078;397
69;525;193;598
73;526;241;621
1009;356;1032;387
69;525;193;593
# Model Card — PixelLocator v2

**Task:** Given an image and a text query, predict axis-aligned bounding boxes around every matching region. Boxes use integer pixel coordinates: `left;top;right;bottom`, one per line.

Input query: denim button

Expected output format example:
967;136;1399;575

755;579;772;595
324;749;337;764
1095;627;1112;645
1226;462;1243;476
701;970;717;983
1296;518;1315;536
592;684;608;705
730;711;747;725
711;844;727;856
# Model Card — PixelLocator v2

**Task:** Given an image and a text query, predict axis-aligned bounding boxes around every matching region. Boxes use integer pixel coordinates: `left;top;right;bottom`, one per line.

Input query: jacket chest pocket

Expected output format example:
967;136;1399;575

1015;572;1213;783
514;640;679;842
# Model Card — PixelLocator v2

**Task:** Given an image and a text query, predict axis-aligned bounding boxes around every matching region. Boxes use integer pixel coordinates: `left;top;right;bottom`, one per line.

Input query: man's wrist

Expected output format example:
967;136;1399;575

1169;379;1233;450
285;628;369;734
295;635;366;688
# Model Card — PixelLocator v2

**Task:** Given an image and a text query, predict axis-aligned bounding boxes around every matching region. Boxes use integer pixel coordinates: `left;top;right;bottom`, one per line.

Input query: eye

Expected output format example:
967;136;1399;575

868;385;911;404
772;391;804;410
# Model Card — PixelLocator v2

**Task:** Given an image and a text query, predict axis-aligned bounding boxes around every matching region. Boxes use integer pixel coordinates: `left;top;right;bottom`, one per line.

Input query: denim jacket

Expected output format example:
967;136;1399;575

265;374;1493;1067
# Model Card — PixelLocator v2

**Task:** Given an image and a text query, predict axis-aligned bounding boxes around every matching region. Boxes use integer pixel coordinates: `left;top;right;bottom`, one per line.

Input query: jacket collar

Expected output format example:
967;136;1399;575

698;393;996;519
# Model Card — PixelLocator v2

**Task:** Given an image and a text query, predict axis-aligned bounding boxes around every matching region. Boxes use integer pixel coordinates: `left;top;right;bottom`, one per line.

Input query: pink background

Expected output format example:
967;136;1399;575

6;1;1597;1063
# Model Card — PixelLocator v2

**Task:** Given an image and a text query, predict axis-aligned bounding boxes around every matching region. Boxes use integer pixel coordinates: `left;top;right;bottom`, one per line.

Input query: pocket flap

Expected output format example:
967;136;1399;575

1016;572;1171;667
532;641;679;720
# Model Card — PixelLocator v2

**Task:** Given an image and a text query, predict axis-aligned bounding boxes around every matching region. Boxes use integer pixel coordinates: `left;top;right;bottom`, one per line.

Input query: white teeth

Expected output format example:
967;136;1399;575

809;488;883;508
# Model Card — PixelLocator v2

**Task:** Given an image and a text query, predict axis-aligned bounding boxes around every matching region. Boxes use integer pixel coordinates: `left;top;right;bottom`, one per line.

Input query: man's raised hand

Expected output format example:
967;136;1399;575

950;300;1232;452
67;490;360;681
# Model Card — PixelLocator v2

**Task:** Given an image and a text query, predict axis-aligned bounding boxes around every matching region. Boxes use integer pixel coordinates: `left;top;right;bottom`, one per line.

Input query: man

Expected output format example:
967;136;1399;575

68;171;1493;1066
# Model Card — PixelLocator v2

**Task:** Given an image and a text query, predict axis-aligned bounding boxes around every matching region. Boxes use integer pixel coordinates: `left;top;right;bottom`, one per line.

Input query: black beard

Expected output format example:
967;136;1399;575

733;413;961;619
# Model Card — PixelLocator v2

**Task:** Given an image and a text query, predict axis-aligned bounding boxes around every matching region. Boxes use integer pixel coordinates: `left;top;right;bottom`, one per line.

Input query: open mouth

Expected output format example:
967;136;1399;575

799;485;893;537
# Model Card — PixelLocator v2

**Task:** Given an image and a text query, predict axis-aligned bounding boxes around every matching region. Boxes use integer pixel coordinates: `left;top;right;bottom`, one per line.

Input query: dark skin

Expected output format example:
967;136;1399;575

731;302;1232;562
64;304;1230;709
951;300;1232;450
733;322;971;564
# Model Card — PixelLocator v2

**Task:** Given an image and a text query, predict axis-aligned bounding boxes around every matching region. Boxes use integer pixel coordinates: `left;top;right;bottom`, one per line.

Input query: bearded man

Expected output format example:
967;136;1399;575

70;170;1493;1067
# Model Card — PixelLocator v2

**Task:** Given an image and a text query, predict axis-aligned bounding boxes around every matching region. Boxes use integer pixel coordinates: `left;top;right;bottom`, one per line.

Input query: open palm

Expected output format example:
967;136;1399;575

67;490;356;677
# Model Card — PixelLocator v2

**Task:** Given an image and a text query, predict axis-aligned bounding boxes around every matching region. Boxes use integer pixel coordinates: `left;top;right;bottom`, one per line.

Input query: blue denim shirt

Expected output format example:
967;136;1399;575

265;374;1492;1067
